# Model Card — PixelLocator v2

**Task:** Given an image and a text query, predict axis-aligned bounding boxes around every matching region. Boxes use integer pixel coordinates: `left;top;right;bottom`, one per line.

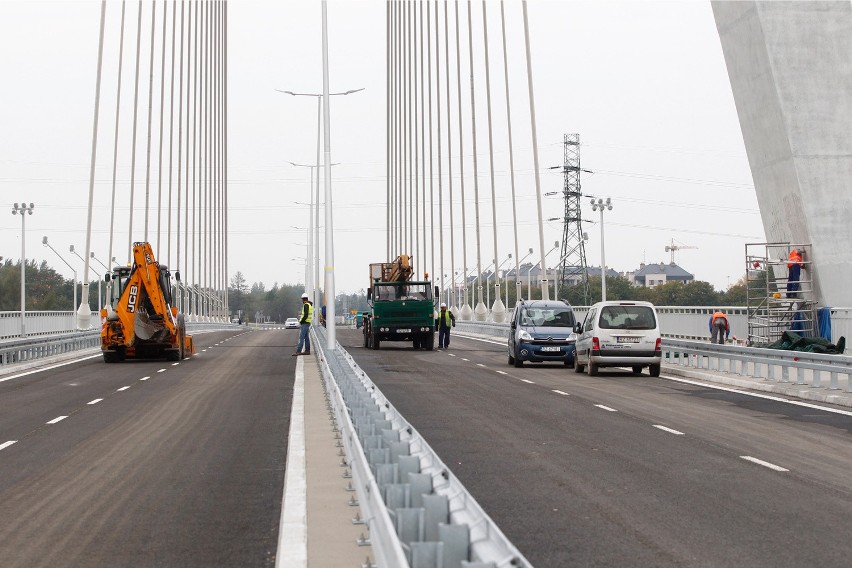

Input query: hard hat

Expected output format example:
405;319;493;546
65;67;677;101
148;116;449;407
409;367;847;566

301;293;309;299
440;302;447;308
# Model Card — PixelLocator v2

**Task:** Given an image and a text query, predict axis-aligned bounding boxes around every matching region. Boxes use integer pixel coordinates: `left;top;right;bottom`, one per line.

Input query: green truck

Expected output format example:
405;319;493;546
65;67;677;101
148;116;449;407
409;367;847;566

363;256;437;350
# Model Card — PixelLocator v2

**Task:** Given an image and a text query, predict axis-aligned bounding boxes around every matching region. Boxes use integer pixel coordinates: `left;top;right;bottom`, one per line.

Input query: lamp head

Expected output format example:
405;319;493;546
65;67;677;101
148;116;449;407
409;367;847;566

42;236;48;245
69;244;75;252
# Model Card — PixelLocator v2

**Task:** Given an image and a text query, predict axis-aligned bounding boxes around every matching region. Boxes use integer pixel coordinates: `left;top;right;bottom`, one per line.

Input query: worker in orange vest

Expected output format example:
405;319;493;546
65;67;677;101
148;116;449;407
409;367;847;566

709;310;729;344
787;248;802;298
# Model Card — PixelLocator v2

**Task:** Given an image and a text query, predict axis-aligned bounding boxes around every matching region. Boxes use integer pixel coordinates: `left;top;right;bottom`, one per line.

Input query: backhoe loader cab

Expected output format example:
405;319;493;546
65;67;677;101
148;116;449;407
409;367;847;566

101;242;194;363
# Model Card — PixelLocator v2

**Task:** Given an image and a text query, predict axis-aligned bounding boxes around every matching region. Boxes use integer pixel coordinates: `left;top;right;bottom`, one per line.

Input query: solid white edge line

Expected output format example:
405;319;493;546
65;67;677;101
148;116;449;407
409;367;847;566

0;353;102;383
0;441;17;451
87;398;103;405
653;425;684;435
553;390;571;396
660;374;852;417
740;455;789;472
46;416;68;424
117;386;130;392
277;353;307;568
595;404;618;412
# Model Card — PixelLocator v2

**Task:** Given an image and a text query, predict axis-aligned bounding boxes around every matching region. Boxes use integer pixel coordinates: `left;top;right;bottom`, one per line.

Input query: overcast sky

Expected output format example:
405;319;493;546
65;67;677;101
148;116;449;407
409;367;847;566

0;0;763;297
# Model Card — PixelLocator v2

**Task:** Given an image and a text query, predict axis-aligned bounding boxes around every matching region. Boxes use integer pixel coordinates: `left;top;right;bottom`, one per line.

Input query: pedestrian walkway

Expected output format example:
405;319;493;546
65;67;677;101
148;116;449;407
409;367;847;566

662;361;852;409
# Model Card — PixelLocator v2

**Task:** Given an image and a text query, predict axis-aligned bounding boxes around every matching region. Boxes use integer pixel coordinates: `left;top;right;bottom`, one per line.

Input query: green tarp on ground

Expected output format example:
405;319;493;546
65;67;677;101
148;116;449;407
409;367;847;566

766;330;846;355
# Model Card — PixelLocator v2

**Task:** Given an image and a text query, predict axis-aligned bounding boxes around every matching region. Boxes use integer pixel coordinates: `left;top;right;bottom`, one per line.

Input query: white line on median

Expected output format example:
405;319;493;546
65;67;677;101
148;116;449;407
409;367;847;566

740;456;789;472
117;386;130;392
0;441;16;451
46;416;68;424
277;352;307;567
553;390;571;396
653;425;684;435
0;353;102;383
595;404;618;412
87;399;103;405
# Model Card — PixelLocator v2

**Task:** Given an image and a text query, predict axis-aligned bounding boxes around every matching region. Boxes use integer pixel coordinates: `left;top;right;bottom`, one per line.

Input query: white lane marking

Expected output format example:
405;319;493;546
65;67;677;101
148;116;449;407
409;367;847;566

277;352;307;566
653;425;684;435
740;456;789;472
476;363;486;368
661;375;852;417
157;368;166;373
553;390;571;396
461;358;470;362
595;404;618;412
452;333;504;346
171;362;180;366
0;441;17;451
520;379;534;384
46;416;68;424
87;398;103;405
448;354;456;357
202;349;207;352
140;376;150;381
0;353;102;383
496;370;508;375
117;386;131;392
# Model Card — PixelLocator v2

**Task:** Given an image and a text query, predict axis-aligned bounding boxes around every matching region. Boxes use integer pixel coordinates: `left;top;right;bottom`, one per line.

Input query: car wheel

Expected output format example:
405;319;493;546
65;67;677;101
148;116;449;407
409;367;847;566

632;365;643;375
649;364;661;377
587;361;599;376
508;353;515;366
513;349;524;368
573;354;585;373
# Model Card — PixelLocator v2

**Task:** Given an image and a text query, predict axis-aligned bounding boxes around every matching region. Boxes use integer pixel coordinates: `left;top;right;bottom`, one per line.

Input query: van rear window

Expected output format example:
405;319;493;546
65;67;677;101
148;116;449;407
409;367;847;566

599;306;656;330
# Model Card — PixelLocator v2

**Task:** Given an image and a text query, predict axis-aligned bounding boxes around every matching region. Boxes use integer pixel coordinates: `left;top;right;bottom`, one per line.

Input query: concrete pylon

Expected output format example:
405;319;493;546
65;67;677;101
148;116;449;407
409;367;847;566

712;1;852;307
491;294;507;323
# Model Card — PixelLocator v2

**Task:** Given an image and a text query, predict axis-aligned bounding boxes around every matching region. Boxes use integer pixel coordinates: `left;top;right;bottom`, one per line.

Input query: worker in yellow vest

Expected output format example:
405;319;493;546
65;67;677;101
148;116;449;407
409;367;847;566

294;293;313;356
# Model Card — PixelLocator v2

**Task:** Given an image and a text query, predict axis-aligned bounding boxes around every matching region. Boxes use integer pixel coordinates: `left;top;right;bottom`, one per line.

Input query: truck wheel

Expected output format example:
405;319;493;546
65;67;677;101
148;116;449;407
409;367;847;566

363;330;368;348
103;351;121;363
413;338;420;349
372;335;381;350
425;334;434;350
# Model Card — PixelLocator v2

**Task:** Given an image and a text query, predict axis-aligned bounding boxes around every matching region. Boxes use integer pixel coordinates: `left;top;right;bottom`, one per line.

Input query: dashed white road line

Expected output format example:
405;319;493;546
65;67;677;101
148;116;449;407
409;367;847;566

171;362;180;366
653;425;684;435
140;376;151;381
520;379;534;384
157;368;166;373
448;354;456;357
0;441;17;451
595;404;618;412
117;386;131;392
552;390;571;396
461;358;470;362
476;363;486;368
496;370;508;375
87;398;103;405
46;416;68;425
740;456;789;472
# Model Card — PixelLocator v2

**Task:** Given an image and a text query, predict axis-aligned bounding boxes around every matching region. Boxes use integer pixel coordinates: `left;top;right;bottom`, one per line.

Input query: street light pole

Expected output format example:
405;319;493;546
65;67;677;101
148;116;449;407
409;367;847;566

591;197;613;301
12;203;35;337
43;236;77;315
70;244;102;313
515;248;533;304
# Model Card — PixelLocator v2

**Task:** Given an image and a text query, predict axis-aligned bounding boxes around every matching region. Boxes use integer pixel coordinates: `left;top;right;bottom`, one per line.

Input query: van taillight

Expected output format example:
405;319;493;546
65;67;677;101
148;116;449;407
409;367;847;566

592;337;600;351
655;338;661;351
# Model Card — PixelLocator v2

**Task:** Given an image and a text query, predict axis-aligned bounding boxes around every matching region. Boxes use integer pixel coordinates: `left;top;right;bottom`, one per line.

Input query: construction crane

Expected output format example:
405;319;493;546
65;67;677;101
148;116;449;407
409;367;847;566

664;239;698;264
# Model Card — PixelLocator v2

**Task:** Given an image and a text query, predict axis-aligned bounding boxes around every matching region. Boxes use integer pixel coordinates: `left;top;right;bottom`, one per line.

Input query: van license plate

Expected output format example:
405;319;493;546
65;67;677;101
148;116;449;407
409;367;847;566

397;329;411;333
617;336;640;343
540;346;561;352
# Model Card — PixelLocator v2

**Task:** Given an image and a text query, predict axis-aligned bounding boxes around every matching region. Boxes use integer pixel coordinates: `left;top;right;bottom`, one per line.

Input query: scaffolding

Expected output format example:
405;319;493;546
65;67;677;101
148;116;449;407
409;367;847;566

557;133;591;305
745;242;815;346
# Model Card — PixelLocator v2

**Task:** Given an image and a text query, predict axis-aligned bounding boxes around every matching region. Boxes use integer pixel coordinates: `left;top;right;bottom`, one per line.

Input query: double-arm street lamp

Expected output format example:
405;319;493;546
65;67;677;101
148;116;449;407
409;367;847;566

42;236;77;314
12;203;35;336
591;197;614;301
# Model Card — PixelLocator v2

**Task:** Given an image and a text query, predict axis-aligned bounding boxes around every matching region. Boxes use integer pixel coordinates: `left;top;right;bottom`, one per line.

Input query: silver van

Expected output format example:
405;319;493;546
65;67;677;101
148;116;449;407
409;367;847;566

573;301;662;376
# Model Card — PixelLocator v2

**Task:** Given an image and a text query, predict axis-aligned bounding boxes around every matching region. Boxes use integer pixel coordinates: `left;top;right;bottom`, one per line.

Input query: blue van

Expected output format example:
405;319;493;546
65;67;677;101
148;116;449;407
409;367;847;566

508;300;578;367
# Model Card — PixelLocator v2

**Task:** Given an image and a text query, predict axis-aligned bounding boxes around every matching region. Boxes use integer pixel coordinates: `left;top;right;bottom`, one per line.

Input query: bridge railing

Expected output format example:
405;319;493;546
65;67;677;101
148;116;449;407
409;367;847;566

312;325;531;568
0;322;238;367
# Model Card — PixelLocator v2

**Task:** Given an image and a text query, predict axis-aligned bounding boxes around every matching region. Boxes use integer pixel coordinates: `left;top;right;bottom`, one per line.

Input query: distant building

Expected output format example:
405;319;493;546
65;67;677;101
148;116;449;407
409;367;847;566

631;262;694;288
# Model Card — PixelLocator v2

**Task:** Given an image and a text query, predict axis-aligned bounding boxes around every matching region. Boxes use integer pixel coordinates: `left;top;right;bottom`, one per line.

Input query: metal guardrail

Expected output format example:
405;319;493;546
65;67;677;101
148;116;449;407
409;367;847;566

0;322;240;367
661;339;852;393
312;326;531;568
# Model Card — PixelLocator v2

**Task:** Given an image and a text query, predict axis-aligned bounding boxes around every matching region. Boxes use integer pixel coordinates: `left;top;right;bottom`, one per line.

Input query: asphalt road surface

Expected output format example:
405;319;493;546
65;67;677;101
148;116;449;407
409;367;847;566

340;327;852;568
0;329;293;568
